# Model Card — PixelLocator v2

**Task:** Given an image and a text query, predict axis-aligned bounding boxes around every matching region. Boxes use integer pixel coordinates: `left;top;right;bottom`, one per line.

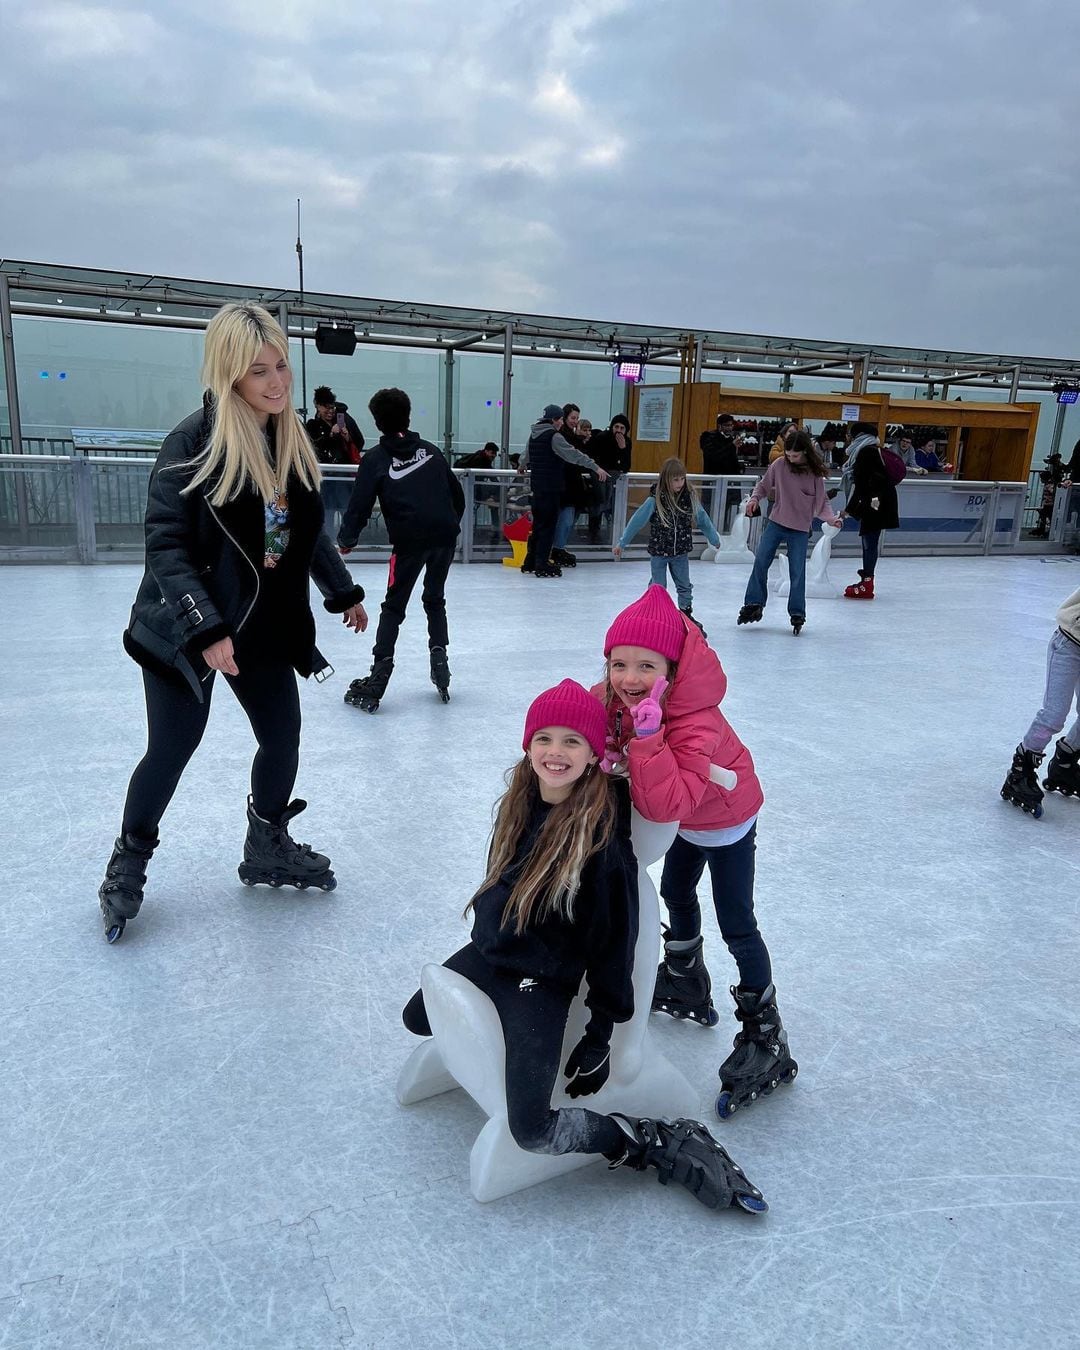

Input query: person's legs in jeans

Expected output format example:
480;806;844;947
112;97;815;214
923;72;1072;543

704;825;772;991
861;529;881;577
668;555;693;610
659;834;708;940
744;519;783;609
784;527;809;616
553;504;576;550
649;555;669;591
1023;629;1080;753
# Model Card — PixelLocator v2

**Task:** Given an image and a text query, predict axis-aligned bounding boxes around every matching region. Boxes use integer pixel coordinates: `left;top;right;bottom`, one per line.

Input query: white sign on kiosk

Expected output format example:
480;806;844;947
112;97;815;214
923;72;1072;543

637;386;674;442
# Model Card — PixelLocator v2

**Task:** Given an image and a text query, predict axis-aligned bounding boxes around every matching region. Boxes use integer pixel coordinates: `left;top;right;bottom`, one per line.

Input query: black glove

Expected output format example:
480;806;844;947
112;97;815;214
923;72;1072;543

563;1035;611;1099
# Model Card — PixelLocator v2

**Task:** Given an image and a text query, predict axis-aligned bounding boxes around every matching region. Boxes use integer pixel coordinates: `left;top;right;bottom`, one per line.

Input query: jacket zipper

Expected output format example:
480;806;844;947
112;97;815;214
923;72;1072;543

205;495;261;638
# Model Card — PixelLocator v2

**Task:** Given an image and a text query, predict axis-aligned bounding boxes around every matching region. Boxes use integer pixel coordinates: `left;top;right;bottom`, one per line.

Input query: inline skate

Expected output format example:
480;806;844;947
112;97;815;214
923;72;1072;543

737;604;764;625
1043;738;1080;798
238;796;336;891
98;830;158;944
1000;744;1044;817
430;646;451;703
652;934;720;1026
607;1114;768;1213
344;657;394;713
715;983;798;1120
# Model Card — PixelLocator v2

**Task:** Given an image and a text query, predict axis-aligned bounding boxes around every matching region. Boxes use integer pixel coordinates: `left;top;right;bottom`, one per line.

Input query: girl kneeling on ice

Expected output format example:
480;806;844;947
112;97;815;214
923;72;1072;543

403;678;766;1213
594;585;797;1120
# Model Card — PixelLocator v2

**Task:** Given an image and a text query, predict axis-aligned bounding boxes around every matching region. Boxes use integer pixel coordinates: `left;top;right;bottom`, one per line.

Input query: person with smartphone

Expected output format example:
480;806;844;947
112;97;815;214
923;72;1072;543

307;386;365;531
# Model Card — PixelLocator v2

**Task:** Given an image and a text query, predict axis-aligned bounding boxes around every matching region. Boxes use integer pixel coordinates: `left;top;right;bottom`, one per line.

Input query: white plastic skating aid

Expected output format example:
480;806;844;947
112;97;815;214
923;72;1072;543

395;813;698;1202
709;511;755;566
775;522;842;600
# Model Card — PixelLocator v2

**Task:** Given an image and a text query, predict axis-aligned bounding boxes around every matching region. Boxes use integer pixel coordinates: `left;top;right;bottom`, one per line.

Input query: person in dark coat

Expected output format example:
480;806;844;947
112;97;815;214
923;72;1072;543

841;422;899;599
98;303;368;944
587;414;632;543
699;413;744;524
306;386;365;535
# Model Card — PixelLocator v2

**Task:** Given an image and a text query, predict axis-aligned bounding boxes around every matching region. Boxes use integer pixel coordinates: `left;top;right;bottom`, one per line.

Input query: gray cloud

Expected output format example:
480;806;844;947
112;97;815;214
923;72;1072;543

2;0;1077;355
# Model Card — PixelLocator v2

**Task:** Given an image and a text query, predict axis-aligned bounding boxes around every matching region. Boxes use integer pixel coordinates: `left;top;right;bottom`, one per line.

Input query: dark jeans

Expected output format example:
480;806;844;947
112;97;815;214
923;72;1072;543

372;545;454;662
403;943;623;1156
744;520;809;617
861;530;881;576
659;825;772;991
122;661;301;836
529;490;561;569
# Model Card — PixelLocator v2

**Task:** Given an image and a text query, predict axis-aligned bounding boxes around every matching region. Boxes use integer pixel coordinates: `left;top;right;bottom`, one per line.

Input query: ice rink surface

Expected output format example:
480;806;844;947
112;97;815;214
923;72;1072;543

1;553;1078;1349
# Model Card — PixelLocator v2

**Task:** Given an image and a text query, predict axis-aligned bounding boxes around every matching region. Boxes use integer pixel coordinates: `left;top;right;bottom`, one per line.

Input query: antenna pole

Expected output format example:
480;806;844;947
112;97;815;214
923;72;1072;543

296;197;308;417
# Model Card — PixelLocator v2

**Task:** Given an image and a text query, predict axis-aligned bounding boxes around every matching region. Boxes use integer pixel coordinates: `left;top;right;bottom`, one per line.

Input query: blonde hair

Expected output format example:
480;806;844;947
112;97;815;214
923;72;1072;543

466;756;616;935
182;302;321;506
654;457;697;530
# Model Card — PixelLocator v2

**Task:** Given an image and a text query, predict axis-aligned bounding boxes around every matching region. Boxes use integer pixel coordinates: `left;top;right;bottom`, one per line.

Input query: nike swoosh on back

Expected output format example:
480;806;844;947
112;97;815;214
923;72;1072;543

387;452;430;480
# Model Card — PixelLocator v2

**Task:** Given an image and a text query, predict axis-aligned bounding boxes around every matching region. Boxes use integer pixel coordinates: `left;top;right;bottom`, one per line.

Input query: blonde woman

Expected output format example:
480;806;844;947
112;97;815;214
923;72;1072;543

98;302;368;943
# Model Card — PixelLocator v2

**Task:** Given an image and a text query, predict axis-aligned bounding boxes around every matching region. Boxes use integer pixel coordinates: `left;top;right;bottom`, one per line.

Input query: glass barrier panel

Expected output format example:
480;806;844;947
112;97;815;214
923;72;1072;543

0;460;78;550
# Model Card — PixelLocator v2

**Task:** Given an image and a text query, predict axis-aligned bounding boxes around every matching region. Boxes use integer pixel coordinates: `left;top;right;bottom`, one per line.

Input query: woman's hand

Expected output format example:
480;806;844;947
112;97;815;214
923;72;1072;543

202;636;239;676
342;603;368;633
745;500;759;517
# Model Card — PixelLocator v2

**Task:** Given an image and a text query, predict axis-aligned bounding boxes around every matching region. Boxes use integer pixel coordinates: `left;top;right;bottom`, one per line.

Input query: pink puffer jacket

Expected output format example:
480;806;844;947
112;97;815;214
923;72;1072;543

592;619;763;830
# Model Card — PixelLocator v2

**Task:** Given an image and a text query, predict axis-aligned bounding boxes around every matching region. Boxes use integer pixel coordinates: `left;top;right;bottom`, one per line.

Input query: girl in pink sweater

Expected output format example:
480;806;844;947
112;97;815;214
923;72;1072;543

738;431;843;635
593;584;797;1121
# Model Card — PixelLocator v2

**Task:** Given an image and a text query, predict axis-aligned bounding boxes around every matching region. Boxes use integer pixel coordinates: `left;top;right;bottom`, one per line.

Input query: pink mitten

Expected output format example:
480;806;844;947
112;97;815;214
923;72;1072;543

599;738;626;775
630;676;669;737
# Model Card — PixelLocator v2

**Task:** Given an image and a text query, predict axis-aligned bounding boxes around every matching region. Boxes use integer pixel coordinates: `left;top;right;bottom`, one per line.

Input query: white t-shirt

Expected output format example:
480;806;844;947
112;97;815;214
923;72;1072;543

678;814;757;850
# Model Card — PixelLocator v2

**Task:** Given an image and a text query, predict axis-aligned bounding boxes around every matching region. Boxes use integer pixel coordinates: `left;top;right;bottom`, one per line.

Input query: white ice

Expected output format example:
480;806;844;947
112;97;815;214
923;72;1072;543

1;554;1078;1349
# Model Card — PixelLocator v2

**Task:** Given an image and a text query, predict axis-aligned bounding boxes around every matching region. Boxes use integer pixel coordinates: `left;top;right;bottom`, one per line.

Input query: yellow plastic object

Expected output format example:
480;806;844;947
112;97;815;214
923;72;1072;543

502;539;528;568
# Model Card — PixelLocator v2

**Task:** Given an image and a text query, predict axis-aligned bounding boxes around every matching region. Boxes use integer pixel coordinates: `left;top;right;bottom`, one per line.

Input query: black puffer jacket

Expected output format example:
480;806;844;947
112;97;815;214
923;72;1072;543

122;401;364;700
845;440;900;533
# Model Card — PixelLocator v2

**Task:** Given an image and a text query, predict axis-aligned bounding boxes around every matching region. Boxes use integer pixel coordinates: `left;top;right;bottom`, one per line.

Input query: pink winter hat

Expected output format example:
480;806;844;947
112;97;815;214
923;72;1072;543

522;679;607;758
603;584;686;663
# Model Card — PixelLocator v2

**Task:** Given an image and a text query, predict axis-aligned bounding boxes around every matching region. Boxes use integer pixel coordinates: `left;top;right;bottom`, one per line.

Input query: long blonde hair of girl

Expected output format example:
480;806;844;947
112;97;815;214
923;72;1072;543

465;756;616;935
654;457;697;531
182;302;321;506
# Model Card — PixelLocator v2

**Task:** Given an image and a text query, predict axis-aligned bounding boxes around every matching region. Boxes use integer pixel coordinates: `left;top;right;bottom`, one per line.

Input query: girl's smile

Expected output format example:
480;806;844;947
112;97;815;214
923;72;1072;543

528;727;597;802
608;645;670;708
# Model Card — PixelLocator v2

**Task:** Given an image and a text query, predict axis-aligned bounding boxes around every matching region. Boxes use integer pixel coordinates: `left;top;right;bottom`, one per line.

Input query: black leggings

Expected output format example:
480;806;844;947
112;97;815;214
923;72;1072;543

403;943;623;1157
372;545;454;663
121;662;301;837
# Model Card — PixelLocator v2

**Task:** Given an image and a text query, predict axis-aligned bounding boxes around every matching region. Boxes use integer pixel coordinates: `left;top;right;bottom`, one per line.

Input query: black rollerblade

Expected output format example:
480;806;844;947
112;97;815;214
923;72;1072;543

1000;744;1044;817
98;830;158;944
535;561;562;578
790;613;805;636
344;657;394;713
238;796;336;891
607;1114;768;1213
737;604;764;626
681;607;708;639
1044;738;1080;798
652;934;720;1026
551;547;577;569
715;984;798;1120
430;646;451;703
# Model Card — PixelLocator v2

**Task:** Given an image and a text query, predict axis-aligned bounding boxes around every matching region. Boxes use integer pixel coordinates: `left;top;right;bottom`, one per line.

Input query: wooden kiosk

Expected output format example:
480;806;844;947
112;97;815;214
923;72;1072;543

627;382;1040;482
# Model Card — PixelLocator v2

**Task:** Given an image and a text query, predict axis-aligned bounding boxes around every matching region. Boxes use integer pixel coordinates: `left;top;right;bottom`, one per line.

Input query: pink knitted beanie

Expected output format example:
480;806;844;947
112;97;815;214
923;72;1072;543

603;584;686;662
522;679;607;757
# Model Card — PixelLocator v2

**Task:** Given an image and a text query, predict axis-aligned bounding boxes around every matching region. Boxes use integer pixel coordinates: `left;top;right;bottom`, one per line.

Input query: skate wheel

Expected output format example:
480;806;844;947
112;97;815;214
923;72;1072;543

438;690;450;704
704;1008;721;1027
785;1062;799;1082
735;1193;769;1214
1033;804;1044;819
716;1090;736;1120
241;877;254;886
270;878;283;888
319;876;338;892
105;923;124;944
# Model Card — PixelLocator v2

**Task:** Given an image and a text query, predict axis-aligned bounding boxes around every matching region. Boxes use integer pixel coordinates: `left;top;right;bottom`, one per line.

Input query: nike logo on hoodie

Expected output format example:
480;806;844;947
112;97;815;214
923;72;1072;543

387;448;431;480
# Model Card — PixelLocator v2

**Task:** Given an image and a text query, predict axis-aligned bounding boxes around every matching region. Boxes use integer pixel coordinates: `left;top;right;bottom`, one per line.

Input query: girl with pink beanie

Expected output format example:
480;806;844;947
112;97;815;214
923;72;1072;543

402;678;767;1213
594;585;797;1121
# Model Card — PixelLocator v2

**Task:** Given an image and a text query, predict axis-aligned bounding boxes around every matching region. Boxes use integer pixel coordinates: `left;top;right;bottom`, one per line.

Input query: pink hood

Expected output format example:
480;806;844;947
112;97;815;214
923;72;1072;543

593;617;764;831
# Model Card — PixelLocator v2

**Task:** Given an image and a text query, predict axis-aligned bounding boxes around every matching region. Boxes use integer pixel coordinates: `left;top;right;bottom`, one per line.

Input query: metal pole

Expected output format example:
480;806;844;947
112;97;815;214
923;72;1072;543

295;198;308;418
1048;399;1067;460
500;323;513;464
1009;366;1021;402
857;356;870;395
443;347;455;456
780;371;792;393
0;276;24;455
692;336;704;382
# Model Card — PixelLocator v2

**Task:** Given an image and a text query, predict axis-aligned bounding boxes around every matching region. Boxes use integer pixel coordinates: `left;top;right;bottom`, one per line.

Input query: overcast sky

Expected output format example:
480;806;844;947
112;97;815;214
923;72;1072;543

2;0;1076;357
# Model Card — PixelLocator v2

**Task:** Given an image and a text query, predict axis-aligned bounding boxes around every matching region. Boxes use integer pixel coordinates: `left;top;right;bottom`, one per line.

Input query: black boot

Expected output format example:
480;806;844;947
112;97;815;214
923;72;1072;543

607;1114;768;1213
238;796;337;891
430;646;451;703
98;830;158;944
680;606;707;639
344;657;394;713
716;984;798;1119
652;933;719;1026
1001;743;1045;816
1043;738;1080;798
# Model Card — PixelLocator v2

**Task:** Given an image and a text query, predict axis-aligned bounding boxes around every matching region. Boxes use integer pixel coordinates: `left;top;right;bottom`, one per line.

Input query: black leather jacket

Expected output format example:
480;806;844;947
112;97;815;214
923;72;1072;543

122;402;364;700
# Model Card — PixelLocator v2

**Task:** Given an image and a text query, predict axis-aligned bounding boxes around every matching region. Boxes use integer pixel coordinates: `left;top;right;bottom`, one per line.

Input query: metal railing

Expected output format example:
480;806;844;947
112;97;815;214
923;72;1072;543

0;456;1053;563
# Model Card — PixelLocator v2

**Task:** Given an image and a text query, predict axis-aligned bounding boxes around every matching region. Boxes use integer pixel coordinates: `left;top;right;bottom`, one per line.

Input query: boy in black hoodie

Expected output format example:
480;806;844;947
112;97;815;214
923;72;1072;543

338;388;465;712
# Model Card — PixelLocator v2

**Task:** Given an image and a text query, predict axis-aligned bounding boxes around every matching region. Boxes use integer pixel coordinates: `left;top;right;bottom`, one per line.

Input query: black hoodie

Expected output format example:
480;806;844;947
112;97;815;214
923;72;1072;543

338;431;465;550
